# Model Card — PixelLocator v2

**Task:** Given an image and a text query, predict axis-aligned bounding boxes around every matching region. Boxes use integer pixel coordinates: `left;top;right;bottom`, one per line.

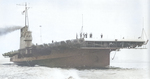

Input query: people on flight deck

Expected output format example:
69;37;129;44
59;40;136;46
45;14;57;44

138;37;141;39
101;34;103;38
83;33;85;38
79;33;88;38
80;33;82;38
85;33;87;38
83;33;87;38
76;33;78;39
90;33;92;38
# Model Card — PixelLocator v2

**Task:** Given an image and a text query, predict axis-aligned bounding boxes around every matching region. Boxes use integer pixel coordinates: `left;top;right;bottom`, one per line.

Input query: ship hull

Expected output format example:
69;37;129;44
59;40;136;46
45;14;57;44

12;49;110;68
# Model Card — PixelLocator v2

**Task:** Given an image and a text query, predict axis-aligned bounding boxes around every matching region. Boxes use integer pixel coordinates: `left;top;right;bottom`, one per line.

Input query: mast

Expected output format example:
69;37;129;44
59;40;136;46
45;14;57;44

19;3;32;49
25;3;27;26
80;14;83;33
17;2;30;27
21;2;29;27
79;14;83;38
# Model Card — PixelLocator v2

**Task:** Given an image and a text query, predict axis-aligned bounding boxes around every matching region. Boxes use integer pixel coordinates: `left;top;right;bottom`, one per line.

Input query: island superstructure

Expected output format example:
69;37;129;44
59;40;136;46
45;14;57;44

2;3;148;68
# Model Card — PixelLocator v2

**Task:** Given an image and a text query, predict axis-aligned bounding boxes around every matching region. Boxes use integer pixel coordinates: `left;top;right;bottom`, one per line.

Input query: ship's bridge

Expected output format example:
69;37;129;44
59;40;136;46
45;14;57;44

81;38;148;50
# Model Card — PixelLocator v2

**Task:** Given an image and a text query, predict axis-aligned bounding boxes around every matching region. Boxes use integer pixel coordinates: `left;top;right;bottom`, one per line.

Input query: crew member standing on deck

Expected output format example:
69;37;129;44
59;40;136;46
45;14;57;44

101;33;103;38
80;33;82;38
90;33;92;38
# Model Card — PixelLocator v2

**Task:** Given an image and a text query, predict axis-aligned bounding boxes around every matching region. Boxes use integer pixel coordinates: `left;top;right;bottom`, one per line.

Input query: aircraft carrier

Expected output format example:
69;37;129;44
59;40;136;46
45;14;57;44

2;3;148;68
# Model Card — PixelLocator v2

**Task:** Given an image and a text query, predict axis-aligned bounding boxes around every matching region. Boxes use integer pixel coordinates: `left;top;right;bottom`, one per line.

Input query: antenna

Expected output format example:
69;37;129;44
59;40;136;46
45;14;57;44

141;17;148;39
40;25;42;44
140;17;148;45
80;14;83;33
17;2;30;27
141;17;145;39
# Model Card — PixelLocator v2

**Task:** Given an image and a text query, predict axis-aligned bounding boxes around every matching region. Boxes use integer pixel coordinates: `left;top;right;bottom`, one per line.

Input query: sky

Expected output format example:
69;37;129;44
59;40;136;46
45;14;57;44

0;0;149;62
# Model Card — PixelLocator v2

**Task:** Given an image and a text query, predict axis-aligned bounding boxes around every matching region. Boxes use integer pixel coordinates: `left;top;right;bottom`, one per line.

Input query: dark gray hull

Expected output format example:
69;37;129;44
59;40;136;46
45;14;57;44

13;49;110;68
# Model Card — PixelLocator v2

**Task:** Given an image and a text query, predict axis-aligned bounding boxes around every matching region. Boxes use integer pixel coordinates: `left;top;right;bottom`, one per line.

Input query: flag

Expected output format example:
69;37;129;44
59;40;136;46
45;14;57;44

22;10;25;15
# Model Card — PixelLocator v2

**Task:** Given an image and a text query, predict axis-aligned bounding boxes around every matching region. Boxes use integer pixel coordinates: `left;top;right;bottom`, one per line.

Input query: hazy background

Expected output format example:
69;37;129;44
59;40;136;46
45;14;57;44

0;0;149;64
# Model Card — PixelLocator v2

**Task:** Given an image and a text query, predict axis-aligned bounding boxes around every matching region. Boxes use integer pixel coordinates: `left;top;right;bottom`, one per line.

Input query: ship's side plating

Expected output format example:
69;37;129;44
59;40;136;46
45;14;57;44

11;47;111;68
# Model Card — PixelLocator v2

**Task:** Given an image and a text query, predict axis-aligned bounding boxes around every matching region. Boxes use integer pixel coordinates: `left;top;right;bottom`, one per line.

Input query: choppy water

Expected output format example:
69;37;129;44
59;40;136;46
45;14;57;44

0;62;149;79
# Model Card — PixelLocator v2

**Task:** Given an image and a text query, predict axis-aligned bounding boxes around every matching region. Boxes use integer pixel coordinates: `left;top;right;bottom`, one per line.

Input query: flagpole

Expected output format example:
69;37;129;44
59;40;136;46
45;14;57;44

40;25;42;44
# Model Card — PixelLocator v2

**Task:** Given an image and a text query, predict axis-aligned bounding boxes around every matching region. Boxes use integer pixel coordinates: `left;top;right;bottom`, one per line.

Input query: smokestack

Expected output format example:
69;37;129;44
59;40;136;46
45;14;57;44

0;26;22;36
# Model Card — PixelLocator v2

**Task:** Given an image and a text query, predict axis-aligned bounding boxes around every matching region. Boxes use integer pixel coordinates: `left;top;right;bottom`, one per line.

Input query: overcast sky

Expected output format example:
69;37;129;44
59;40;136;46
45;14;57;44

0;0;149;62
